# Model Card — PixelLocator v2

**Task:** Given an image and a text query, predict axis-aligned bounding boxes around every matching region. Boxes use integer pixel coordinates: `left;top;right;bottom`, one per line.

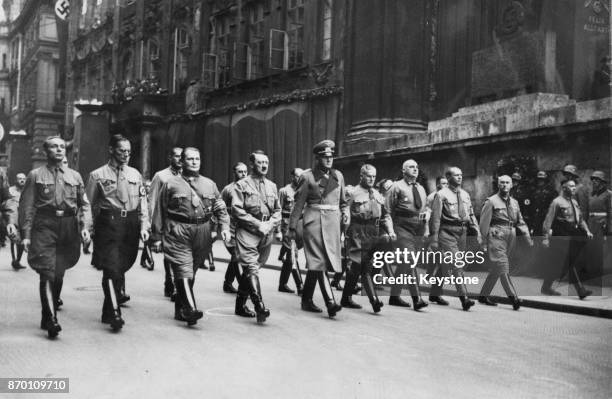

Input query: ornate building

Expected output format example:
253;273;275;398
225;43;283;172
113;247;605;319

3;0;66;177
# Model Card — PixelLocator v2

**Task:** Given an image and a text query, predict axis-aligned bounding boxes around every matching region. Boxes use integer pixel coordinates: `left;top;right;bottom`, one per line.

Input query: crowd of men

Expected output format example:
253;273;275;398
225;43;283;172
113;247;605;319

2;134;611;339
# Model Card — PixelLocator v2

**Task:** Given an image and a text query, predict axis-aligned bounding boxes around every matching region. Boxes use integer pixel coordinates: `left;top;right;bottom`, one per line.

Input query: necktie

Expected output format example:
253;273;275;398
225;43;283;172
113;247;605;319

117;166;129;204
258;180;268;214
188;178;201;207
412;183;422;210
505;197;514;222
55;168;63;208
457;190;466;219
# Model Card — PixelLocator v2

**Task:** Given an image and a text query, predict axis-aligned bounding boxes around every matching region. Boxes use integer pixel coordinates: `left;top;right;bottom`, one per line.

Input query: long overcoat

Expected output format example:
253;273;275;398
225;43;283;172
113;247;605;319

289;168;349;272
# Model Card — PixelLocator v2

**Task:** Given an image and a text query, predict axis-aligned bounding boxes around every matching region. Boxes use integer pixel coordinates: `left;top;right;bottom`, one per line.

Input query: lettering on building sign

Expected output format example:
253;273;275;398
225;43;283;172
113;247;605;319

55;0;70;21
583;0;610;33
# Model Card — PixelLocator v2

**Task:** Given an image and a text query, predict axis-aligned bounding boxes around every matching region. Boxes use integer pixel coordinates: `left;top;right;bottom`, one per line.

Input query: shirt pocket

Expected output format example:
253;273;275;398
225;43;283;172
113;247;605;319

444;195;458;213
351;199;368;216
35;177;55;201
127;176;140;198
170;194;188;210
493;206;507;220
243;188;260;212
560;206;572;218
100;178;117;195
202;196;215;212
63;176;79;199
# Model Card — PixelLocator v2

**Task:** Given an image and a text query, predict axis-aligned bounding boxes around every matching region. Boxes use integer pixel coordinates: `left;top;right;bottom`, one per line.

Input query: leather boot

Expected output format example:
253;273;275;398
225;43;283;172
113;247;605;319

406;270;427;311
478;296;498;306
164;261;175;298
39;280;61;338
53;277;64;310
459;296;475;311
500;274;522;310
176;278;203;325
291;269;303;296
361;271;383;313
235;268;255;317
223;260;238;293
101;278;124;331
247;274;270;323
411;296;428;311
331;272;344;291
278;260;295;293
429;296;449;306
569;268;592;299
301;271;322;312
117;275;130;305
317;271;342;318
340;268;362;309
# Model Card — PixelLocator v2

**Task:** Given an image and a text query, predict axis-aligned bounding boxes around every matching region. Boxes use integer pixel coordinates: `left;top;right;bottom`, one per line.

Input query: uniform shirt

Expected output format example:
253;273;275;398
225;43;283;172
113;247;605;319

86;161;149;231
0;168;10;206
426;191;437;211
429;186;480;243
542;195;589;238
19;165;93;240
279;183;298;216
151;174;229;240
148;166;181;217
231;175;281;232
588;189;612;235
479;193;531;240
3;185;23;225
386;179;427;216
349;184;394;235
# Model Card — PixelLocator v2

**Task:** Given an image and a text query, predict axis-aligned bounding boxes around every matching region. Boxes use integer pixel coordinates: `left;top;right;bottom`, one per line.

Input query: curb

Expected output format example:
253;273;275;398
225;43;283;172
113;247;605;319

212;256;612;319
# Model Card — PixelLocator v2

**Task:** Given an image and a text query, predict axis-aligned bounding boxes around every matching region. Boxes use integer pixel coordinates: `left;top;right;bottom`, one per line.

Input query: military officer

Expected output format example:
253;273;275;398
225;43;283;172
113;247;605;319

152;147;230;325
426;176;448;211
4;172;27;270
532;171;556;237
277;167;305;295
585;171;611;283
220;162;248;294
0;167;9;247
385;159;429;310
340;164;396;313
541;179;593;298
12;136;92;338
429;167;482;311
86;134;149;331
288;140;349;318
149;147;183;299
231;150;281;323
478;175;533;310
562;165;590;216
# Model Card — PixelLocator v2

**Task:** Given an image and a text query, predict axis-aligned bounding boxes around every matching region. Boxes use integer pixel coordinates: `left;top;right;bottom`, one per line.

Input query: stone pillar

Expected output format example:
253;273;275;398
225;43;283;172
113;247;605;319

141;126;152;180
343;0;429;156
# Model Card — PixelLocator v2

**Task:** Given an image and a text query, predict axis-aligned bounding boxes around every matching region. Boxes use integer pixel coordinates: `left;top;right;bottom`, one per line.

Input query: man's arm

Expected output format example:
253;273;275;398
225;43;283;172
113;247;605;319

19;171;36;240
231;182;262;231
212;183;230;232
76;173;93;234
479;199;493;240
542;200;558;241
85;172;100;219
289;174;308;231
429;193;443;247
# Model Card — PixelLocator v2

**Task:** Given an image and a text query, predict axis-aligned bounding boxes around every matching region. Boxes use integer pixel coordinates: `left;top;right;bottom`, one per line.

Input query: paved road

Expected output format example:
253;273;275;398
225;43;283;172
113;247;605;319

1;248;611;399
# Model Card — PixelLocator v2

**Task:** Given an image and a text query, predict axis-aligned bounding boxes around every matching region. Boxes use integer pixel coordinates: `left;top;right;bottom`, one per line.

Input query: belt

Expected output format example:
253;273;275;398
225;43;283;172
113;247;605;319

307;204;339;211
491;220;515;227
394;209;420;218
281;211;292;217
441;219;469;227
36;207;77;218
589;212;607;217
99;209;138;218
351;217;379;226
168;213;211;224
254;214;271;221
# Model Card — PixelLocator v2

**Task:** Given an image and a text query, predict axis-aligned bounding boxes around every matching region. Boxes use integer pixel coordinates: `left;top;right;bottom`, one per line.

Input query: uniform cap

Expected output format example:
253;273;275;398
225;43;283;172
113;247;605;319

511;172;522;181
313;140;335;156
591;170;607;182
536;171;547;179
562;164;579;177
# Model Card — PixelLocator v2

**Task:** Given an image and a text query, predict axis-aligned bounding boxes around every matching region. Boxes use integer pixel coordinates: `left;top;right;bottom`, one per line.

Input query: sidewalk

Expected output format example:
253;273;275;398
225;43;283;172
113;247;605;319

211;241;612;319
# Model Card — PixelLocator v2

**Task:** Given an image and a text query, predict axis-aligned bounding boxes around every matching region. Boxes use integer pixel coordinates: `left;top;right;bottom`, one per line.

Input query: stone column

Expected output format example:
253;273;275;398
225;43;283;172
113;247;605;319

140;125;152;180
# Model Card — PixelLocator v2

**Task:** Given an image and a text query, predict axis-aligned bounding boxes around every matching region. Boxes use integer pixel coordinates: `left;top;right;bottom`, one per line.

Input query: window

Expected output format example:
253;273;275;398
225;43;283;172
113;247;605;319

174;28;191;92
205;12;235;89
39;15;58;41
202;53;218;89
146;39;160;78
286;0;305;69
321;0;333;61
269;29;288;70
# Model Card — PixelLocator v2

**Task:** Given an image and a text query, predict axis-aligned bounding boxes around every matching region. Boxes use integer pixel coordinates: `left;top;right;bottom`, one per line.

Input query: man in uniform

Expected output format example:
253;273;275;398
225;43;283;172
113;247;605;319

220;162;248;294
231;150;281;323
541;179;593;298
532;171;556;237
429;167;482;311
152;147;230;325
385;159;429;310
288;140;349;318
340;164;396;313
4;172;27;270
0;167;9;247
585;171;611;284
149;147;182;299
86;134;149;331
478;175;533;310
426;176;448;211
11;136;92;338
277;167;305;294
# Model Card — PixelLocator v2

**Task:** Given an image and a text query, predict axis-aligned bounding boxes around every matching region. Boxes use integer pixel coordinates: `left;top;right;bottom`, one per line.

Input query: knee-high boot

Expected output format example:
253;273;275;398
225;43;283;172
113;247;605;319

164;260;175;298
361;271;383;313
247;274;270;323
317;271;342;318
175;278;203;325
53;276;64;310
340;267;362;309
500;274;522;310
40;279;61;338
291;269;303;296
278;259;295;293
101;278;124;331
235;265;256;318
223;260;239;293
301;271;322;312
406;269;428;311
